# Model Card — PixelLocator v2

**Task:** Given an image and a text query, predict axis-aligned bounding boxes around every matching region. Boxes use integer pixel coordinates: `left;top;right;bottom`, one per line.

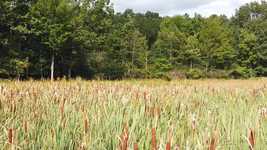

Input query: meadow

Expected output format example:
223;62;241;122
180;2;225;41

1;79;267;149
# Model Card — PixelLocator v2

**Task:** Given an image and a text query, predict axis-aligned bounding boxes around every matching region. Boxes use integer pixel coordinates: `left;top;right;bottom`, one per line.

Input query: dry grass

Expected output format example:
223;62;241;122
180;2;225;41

0;79;267;149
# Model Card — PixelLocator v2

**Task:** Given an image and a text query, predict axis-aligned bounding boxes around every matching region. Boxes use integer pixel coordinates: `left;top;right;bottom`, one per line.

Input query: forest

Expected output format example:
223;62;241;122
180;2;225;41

1;0;267;80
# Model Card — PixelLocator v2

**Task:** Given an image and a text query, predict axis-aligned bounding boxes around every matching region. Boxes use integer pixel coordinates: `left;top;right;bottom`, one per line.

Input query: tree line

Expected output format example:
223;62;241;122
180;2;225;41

1;0;267;80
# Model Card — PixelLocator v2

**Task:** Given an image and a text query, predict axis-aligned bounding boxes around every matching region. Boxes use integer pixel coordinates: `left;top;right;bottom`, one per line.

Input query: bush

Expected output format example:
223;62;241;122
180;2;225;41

0;69;9;78
167;70;187;79
255;66;267;76
206;70;229;79
229;67;255;79
186;69;205;79
150;58;172;79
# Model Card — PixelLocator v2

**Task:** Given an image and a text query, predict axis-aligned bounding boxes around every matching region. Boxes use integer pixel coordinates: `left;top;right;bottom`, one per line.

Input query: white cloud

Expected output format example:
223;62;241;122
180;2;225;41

111;0;260;17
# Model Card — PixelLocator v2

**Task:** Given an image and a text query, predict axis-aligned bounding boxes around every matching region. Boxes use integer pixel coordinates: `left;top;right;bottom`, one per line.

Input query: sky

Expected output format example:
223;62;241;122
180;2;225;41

110;0;259;17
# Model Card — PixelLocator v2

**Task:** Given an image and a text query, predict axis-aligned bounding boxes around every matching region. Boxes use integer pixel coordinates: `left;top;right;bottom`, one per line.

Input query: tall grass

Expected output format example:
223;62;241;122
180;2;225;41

0;79;267;149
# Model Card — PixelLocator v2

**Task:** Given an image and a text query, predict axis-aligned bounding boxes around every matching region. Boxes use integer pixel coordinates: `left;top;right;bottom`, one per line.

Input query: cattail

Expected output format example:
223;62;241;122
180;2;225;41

209;130;219;150
151;128;157;150
83;112;89;134
174;144;180;150
81;105;85;113
166;127;172;150
8;128;13;144
12;102;16;114
209;137;216;150
191;114;197;135
23;120;28;134
136;92;140;100
166;142;171;150
51;128;55;139
119;125;129;150
60;100;65;121
248;128;256;150
134;143;138;150
155;107;161;117
144;91;147;100
60;106;64;120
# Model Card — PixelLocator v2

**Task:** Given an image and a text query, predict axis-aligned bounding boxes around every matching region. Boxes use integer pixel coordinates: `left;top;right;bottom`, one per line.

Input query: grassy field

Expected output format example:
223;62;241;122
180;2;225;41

1;79;267;149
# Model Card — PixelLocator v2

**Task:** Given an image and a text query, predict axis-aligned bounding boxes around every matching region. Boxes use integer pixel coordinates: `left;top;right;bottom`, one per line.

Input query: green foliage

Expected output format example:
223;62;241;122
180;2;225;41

229;66;255;79
150;58;172;78
206;70;229;79
186;68;205;79
1;0;267;79
199;15;235;70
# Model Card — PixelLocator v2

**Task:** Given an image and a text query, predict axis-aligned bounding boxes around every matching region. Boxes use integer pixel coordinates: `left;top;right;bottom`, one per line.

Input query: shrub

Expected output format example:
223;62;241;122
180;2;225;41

186;68;205;79
229;67;255;79
206;70;229;79
255;66;267;76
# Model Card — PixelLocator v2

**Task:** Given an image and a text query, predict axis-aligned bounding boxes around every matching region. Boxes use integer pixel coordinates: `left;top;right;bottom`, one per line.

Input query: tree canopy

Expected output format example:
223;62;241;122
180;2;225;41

1;0;267;79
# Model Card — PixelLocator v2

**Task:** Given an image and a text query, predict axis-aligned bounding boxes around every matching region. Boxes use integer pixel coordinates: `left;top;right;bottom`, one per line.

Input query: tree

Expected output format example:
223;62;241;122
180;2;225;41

199;15;235;70
0;0;34;78
153;17;187;67
30;0;76;80
236;1;267;76
134;11;162;50
109;14;148;78
237;29;257;68
182;35;201;69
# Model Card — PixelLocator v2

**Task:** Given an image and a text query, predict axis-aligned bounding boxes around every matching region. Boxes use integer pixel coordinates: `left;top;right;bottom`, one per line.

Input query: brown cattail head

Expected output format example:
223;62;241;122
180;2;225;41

209;130;219;150
13;102;16;114
119;124;129;150
23;120;28;134
145;106;161;118
134;143;138;150
248;128;256;150
59;102;65;120
144;92;148;100
8;128;13;144
174;144;180;150
151;128;157;150
81;105;85;113
191;115;197;134
166;142;171;150
83;112;89;134
51;128;55;139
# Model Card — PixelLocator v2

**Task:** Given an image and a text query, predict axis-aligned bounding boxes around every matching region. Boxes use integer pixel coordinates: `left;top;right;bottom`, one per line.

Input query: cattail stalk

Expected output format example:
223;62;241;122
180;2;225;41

119;125;129;150
166;142;171;150
23;120;28;134
248;128;255;150
8;128;13;144
83;112;89;134
151;128;157;150
209;130;219;150
134;143;138;150
174;145;180;150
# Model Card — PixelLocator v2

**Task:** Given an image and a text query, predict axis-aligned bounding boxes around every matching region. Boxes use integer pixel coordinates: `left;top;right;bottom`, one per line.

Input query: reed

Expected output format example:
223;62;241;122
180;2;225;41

248;128;256;150
119;125;129;150
8;128;13;145
151;128;157;150
0;79;266;149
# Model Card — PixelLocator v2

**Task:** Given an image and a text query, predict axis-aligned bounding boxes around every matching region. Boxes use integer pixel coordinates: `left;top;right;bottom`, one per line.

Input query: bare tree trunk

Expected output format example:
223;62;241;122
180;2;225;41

51;53;55;81
68;67;72;79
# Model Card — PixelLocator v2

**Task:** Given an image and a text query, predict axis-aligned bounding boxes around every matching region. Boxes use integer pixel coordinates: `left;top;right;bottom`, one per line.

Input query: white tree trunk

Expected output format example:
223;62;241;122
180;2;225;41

51;54;55;81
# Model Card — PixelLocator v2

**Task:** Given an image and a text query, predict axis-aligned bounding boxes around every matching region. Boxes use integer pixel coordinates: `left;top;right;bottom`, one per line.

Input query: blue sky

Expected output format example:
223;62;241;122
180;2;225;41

110;0;259;17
